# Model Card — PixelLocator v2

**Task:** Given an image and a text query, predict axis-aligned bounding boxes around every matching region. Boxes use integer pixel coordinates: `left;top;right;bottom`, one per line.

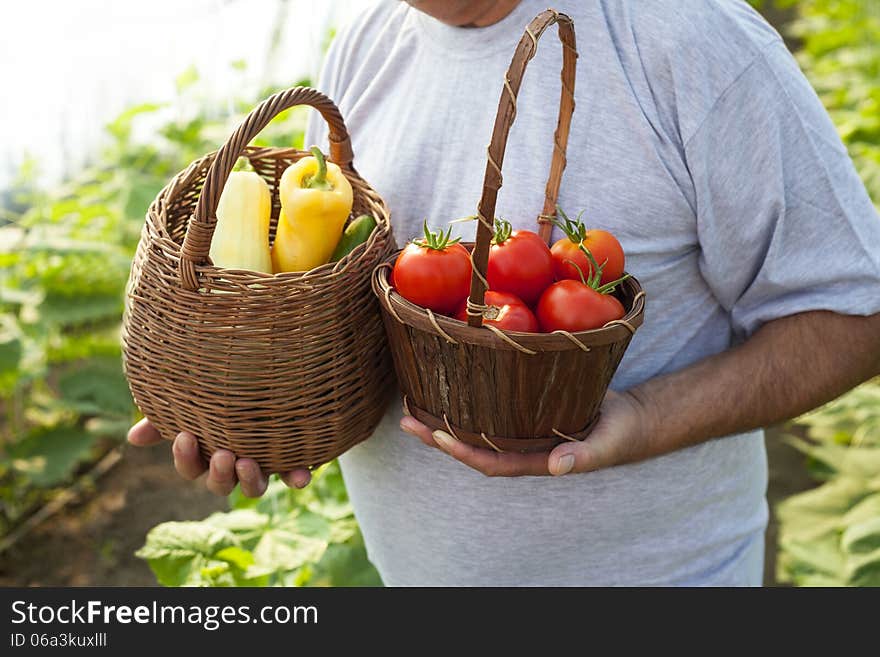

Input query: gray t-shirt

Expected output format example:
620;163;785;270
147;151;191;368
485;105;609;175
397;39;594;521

306;0;880;585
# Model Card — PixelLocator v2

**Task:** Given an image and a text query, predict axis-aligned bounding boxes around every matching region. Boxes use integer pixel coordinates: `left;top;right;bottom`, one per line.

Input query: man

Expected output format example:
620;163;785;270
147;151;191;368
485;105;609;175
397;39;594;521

129;0;880;585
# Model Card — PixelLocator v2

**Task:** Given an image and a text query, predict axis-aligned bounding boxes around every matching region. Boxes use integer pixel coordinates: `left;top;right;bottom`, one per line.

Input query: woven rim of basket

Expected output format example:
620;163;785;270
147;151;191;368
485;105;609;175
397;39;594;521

146;146;394;290
371;251;646;354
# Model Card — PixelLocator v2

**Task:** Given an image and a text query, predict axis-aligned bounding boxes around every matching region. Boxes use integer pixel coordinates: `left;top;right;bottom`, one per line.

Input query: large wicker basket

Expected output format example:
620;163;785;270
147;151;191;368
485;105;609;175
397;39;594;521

372;10;646;453
122;87;395;473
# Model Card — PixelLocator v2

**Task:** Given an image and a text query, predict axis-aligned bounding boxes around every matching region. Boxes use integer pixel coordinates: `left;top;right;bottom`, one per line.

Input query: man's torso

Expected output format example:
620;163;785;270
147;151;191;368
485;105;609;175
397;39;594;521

305;0;777;585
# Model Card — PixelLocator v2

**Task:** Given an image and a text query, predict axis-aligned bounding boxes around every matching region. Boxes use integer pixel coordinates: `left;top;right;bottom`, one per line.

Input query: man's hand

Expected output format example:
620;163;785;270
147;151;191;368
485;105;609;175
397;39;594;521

127;418;312;496
399;390;656;476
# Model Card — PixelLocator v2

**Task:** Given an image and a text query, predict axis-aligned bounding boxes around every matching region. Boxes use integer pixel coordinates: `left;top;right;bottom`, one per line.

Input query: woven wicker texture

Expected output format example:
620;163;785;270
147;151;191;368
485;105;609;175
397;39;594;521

122;87;395;473
372;9;647;453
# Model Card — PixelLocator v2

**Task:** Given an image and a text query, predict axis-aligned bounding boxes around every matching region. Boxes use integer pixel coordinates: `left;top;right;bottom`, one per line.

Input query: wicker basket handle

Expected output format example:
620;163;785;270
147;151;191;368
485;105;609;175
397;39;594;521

467;9;577;327
179;86;354;290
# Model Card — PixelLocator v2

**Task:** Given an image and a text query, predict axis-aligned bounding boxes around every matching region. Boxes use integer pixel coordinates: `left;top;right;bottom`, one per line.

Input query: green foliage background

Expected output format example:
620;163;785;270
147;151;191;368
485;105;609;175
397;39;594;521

748;0;880;586
0;0;878;586
136;461;380;587
786;0;880;193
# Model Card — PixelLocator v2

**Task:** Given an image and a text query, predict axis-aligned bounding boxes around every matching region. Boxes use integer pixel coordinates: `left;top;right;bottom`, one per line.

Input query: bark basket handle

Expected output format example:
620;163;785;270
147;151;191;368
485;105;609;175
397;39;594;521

178;86;354;290
467;9;577;327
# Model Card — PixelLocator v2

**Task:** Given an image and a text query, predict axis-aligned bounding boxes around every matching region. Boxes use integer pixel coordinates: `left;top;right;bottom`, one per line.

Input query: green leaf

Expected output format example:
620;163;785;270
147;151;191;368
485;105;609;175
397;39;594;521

84;416;132;439
785;437;880;479
175;65;199;93
237;476;296;515
122;178;163;222
291;461;355;521
289;509;332;541
777;534;846;583
844;547;880;587
328;517;359;544
842;493;880;527
204;509;270;549
8;425;96;486
776;475;871;541
842;517;880;555
247;511;331;575
0;319;23;393
135;521;239;587
105;103;164;142
252;526;329;574
35;293;122;327
47;323;123;363
56;357;132;417
205;509;269;533
215;546;255;570
793;573;846;587
796;382;880;448
135;521;237;561
308;532;382;587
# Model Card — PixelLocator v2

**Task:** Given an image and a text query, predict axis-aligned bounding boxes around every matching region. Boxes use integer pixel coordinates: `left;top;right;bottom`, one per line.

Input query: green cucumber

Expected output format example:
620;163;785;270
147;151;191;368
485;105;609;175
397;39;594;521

330;214;377;261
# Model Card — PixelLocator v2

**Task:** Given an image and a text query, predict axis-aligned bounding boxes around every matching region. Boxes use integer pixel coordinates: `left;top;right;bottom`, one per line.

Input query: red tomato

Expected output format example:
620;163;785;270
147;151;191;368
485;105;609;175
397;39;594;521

536;279;625;333
486;222;554;306
551;230;625;285
550;208;625;285
392;228;472;315
454;291;539;333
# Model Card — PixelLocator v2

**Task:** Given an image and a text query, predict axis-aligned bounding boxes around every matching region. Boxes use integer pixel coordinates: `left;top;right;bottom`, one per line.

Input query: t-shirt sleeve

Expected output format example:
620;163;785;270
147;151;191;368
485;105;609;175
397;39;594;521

685;40;880;340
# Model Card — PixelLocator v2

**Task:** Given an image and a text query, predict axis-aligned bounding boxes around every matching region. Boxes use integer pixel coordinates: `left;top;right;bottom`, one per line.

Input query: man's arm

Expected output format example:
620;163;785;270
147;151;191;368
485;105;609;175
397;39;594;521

401;310;880;476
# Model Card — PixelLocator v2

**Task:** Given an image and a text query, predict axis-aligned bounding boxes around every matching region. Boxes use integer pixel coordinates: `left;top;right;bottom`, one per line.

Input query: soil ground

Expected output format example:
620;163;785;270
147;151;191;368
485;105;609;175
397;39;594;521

0;442;225;587
0;425;814;587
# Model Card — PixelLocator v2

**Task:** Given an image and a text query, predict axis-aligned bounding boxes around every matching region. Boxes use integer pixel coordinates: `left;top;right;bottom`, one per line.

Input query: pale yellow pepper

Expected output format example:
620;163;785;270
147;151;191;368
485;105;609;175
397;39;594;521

271;146;353;273
209;170;273;273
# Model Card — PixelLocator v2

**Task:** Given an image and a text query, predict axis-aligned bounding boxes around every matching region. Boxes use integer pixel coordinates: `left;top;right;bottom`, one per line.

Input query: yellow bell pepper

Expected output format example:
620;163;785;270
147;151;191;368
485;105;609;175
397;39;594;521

209;170;273;273
271;146;353;273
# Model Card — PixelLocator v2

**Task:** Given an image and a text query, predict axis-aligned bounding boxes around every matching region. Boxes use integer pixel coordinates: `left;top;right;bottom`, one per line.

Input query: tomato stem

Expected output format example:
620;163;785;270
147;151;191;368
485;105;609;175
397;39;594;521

552;204;587;243
414;219;462;251
492;218;513;245
578;244;607;288
571;244;627;294
596;273;631;295
564;258;589;287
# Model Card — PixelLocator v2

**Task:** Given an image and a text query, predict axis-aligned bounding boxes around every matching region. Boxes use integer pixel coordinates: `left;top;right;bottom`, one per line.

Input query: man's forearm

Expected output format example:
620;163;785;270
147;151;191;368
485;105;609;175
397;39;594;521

628;310;880;455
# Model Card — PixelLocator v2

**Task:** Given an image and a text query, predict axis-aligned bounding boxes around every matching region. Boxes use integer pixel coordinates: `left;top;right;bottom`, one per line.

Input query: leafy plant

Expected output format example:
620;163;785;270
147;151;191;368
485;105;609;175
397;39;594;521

136;462;381;587
776;408;880;586
783;0;880;200
770;0;880;588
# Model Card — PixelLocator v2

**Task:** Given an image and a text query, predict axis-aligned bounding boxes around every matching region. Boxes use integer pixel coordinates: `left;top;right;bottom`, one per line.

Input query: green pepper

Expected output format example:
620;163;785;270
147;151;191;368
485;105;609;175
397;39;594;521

330;214;377;261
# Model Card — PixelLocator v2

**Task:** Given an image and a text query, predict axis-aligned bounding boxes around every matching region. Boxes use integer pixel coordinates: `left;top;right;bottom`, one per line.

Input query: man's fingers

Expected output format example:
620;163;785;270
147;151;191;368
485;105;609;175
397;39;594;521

548;391;648;475
400;415;437;448
402;418;552;476
280;469;312;489
172;431;208;480
206;450;238;496
236;458;268;498
432;430;549;476
548;426;616;475
127;418;164;446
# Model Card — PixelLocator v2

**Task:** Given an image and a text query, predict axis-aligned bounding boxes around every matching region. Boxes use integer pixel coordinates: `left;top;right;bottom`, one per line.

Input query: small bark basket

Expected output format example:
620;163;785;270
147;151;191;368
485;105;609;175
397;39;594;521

372;10;646;454
122;87;395;473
